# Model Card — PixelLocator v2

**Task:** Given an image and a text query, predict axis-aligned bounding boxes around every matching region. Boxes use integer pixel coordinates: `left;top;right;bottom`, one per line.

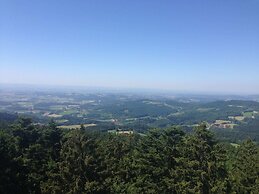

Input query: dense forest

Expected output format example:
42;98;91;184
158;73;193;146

0;117;258;194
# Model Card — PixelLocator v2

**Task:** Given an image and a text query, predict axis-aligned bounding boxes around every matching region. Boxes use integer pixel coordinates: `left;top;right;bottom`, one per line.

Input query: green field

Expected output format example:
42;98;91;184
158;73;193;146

55;119;69;124
234;116;245;121
60;110;78;115
57;124;96;129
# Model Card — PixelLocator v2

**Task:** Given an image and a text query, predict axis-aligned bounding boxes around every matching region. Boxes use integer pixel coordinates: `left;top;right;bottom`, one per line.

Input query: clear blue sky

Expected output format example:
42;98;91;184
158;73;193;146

1;0;259;94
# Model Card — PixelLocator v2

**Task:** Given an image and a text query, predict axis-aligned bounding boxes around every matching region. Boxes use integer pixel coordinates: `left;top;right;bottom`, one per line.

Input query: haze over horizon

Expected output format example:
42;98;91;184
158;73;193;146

1;0;259;94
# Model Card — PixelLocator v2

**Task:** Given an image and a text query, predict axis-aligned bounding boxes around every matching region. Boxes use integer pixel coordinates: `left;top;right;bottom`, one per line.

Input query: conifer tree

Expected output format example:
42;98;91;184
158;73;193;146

231;139;259;194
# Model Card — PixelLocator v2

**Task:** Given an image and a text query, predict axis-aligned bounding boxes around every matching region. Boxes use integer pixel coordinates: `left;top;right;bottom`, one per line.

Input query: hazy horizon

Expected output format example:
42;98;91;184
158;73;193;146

1;82;259;96
1;0;259;94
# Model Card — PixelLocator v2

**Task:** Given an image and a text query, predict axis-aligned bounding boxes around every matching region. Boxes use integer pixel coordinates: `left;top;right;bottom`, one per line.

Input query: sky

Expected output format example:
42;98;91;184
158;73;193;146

0;0;259;94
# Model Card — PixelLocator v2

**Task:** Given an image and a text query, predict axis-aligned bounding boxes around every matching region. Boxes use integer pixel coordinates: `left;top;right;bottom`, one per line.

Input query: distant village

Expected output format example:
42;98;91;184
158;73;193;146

108;129;134;135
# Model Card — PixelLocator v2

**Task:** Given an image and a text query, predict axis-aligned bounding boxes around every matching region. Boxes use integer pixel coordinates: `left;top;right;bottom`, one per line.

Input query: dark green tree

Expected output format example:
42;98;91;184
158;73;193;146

96;133;138;193
231;139;259;193
55;129;102;193
0;130;27;193
177;124;230;194
125;127;185;193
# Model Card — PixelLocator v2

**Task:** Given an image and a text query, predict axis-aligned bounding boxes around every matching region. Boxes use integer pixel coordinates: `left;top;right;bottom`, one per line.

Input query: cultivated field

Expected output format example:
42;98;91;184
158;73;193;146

57;124;96;129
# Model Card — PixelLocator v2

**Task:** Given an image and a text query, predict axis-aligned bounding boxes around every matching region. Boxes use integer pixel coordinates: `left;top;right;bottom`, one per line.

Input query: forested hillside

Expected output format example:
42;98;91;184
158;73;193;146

1;90;259;142
0;118;258;194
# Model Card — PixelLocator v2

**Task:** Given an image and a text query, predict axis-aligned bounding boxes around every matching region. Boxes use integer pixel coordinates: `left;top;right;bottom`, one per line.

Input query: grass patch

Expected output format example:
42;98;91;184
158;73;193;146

47;114;62;118
230;143;240;148
57;124;96;129
197;108;214;112
60;110;78;115
234;116;245;121
215;120;231;125
55;119;69;124
49;105;65;110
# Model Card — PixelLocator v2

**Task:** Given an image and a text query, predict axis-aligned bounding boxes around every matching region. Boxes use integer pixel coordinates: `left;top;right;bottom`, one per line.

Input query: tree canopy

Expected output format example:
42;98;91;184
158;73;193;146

0;118;258;194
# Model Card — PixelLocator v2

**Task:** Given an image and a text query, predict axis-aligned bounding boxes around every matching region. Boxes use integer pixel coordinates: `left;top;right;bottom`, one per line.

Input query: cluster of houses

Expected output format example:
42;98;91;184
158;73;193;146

108;129;134;135
212;120;236;129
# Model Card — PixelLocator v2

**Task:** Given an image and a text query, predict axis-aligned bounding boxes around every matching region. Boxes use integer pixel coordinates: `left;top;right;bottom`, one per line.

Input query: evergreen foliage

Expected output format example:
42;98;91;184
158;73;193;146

0;118;258;193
